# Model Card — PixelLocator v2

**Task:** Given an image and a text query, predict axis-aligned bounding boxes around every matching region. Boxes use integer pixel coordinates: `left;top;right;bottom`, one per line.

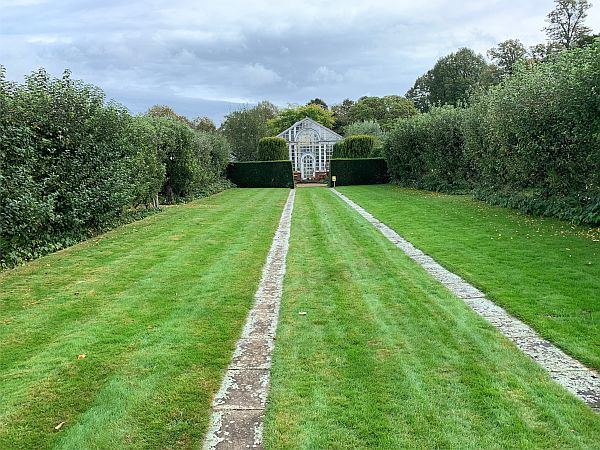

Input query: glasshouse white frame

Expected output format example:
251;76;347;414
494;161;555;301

276;117;342;181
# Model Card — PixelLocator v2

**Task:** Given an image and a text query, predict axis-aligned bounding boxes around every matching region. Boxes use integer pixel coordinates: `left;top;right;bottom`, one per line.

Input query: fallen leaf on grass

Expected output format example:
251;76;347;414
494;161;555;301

54;421;65;431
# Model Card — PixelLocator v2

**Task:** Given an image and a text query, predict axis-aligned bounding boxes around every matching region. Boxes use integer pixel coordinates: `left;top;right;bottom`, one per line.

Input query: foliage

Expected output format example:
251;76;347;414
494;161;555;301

487;39;528;75
331;98;354;134
191;115;217;132
544;0;592;49
385;106;469;193
307;98;328;109
329;158;389;186
406;48;494;112
268;104;335;134
333;135;376;159
227;161;294;188
146;104;192;126
220;101;278;161
0;68;231;268
257;137;288;161
463;40;600;225
347;95;417;131
344;120;386;155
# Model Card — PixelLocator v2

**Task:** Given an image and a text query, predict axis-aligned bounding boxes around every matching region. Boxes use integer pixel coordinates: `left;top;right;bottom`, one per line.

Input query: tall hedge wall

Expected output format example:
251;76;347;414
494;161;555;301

257;137;288;161
384;106;469;193
227;161;294;188
383;40;600;225
329;158;389;187
0;68;231;268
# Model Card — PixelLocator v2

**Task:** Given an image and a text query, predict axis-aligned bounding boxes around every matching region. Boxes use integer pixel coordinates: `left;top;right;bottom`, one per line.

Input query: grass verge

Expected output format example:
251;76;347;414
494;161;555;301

264;187;600;449
0;188;289;449
337;185;600;372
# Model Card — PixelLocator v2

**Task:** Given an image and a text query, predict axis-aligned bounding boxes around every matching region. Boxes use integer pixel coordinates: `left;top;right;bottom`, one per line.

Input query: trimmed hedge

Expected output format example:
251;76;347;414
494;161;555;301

257;137;288;161
329;158;390;187
384;106;470;193
227;161;294;188
333;135;375;158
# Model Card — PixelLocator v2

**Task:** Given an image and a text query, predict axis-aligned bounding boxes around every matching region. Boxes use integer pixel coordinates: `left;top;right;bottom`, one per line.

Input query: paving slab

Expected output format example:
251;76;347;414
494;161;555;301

204;189;295;449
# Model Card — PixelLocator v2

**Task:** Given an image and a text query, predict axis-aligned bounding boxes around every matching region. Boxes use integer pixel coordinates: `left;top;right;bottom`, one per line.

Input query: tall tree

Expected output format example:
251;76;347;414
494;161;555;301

191;116;217;133
220;101;278;161
406;48;493;111
487;39;528;75
331;98;354;134
268;103;335;134
307;98;328;110
146;105;192;127
544;0;592;49
347;95;417;131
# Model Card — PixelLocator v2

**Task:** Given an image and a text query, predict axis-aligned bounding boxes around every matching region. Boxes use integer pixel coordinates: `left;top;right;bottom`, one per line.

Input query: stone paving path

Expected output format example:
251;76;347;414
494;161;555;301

203;189;295;449
332;188;600;413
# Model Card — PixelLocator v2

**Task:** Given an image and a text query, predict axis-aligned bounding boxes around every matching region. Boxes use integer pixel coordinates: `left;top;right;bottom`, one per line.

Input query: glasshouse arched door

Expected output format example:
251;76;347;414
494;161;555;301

301;154;315;180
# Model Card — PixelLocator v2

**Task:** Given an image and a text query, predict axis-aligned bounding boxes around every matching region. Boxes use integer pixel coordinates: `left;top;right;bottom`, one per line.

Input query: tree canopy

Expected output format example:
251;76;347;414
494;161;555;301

347;96;417;131
220;101;278;161
268;103;335;134
406;48;493;112
544;0;592;49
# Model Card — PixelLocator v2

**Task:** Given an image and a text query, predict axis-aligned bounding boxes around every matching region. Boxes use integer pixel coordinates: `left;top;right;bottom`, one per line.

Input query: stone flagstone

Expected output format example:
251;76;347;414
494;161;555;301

203;189;295;450
332;188;600;413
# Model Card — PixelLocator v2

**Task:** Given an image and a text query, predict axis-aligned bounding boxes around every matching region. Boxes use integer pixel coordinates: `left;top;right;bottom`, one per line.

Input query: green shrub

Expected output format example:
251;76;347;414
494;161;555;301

227;161;294;188
344;120;386;156
332;135;375;158
463;40;600;225
329;158;389;186
257;137;288;161
385;106;469;193
0;67;232;268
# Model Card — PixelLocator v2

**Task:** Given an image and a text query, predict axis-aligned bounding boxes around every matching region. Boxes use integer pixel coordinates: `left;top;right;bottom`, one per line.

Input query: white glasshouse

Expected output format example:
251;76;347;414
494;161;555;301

276;117;342;181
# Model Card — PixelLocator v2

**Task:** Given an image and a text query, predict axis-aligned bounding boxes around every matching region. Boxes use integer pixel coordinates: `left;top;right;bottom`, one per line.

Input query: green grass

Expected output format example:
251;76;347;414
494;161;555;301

0;188;289;449
264;187;600;449
337;185;600;372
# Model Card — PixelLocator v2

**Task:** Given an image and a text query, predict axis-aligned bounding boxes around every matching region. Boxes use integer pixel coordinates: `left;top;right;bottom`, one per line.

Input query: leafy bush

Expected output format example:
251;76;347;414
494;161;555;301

257;137;288;161
329;158;389;186
0;68;232;268
464;40;600;225
344;120;386;156
332;135;375;158
227;161;294;188
385;106;469;193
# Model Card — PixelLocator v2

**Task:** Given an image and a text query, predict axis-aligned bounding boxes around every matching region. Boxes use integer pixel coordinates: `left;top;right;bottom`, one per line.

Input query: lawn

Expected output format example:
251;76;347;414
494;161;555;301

0;188;289;449
264;187;600;449
337;185;600;372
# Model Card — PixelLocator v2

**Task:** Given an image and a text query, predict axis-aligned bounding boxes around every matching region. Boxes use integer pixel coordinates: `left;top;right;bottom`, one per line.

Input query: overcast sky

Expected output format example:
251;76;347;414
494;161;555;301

1;0;599;124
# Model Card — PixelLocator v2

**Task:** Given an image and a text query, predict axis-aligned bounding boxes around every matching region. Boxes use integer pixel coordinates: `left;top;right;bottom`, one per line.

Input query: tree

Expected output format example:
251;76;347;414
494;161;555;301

544;0;592;49
406;48;493;111
307;98;328;109
347;96;417;131
331;99;354;134
487;39;528;75
146;104;192;127
220;101;278;161
268;103;335;134
192;116;217;132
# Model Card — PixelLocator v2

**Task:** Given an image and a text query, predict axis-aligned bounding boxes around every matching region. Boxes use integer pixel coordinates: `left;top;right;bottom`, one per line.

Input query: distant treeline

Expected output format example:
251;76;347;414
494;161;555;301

0;68;231;268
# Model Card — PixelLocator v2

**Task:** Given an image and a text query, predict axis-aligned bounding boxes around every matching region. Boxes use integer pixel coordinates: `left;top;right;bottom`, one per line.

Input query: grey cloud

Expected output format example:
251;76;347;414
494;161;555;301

1;0;599;124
